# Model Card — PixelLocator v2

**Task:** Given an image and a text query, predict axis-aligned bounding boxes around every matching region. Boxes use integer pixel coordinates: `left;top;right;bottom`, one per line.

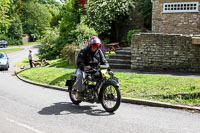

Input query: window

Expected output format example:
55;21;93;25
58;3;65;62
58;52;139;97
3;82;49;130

163;2;199;13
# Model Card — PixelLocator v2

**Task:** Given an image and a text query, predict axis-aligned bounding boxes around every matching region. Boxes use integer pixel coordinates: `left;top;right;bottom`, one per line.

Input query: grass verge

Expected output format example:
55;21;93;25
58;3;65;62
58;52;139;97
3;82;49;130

17;67;200;106
48;58;76;68
23;41;41;46
17;67;74;88
0;48;23;53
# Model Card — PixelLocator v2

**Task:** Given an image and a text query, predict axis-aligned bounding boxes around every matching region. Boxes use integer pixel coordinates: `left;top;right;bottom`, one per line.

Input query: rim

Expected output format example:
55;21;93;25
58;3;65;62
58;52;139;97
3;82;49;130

102;85;118;109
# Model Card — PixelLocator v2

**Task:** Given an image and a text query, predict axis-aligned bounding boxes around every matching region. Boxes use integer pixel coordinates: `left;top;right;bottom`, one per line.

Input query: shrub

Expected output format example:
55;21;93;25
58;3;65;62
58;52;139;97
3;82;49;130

85;0;135;36
40;28;59;45
70;23;98;47
127;29;141;45
38;28;59;60
0;34;22;45
61;43;78;64
7;14;23;41
0;34;8;40
7;38;22;45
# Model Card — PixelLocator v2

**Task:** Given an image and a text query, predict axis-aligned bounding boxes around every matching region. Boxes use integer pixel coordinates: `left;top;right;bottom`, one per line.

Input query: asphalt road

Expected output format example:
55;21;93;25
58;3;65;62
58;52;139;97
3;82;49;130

0;45;200;133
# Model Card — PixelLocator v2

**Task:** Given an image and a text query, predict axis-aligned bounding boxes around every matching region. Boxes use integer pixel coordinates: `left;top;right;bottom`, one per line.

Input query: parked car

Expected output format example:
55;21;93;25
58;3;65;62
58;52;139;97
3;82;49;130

0;52;9;70
0;40;8;48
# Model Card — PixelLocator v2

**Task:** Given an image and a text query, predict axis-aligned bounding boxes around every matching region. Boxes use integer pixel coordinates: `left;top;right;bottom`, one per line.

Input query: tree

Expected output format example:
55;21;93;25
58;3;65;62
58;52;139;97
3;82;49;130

0;0;11;34
45;2;62;27
137;0;152;29
58;0;80;39
21;2;52;37
12;0;23;17
7;14;23;41
5;14;23;45
85;0;135;41
0;0;11;24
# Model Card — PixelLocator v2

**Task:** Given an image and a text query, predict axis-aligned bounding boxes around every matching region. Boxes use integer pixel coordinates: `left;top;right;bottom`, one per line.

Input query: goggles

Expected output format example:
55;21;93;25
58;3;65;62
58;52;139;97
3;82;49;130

91;43;101;48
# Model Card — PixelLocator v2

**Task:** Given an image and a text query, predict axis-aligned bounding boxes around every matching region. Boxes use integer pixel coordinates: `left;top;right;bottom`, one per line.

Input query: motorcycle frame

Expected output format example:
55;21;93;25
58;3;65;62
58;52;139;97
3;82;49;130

66;68;119;102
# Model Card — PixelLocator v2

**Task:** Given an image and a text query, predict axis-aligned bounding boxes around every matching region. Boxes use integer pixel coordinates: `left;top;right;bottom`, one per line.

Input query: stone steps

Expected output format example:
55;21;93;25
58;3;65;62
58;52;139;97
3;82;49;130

115;50;131;55
108;59;131;64
109;54;131;60
107;47;131;69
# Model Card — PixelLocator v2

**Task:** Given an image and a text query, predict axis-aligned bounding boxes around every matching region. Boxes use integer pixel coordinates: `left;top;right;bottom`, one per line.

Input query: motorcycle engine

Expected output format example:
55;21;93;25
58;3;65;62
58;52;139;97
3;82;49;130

93;71;101;79
85;85;97;103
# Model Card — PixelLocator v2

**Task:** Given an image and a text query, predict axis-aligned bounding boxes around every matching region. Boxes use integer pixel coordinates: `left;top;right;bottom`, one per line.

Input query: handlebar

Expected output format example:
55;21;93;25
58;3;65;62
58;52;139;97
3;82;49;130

84;65;110;73
85;68;97;73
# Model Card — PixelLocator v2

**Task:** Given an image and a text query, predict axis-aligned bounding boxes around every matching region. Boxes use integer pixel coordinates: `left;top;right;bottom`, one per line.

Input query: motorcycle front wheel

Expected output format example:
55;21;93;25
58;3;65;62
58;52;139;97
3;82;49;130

100;81;121;112
68;85;82;105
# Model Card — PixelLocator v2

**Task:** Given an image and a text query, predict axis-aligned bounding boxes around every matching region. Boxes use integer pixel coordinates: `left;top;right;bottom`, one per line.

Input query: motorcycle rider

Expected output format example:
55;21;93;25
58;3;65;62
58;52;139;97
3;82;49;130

73;36;109;100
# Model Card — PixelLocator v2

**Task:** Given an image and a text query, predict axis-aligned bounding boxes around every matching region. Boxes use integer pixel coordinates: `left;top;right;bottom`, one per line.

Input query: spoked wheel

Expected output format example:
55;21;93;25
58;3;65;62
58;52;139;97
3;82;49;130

69;85;82;105
101;81;121;112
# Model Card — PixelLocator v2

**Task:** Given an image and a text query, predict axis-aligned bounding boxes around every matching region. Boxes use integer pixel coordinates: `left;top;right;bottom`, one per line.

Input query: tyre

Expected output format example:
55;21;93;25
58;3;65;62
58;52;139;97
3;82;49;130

69;85;82;105
5;64;9;71
100;81;121;112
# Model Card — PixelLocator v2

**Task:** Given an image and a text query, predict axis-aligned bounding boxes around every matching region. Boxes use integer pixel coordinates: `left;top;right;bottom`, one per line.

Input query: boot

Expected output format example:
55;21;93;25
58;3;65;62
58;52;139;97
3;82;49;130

75;91;83;100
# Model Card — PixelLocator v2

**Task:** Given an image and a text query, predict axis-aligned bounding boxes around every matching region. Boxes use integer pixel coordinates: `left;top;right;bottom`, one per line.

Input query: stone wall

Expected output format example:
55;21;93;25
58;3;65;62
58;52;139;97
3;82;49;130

152;0;200;35
131;33;200;72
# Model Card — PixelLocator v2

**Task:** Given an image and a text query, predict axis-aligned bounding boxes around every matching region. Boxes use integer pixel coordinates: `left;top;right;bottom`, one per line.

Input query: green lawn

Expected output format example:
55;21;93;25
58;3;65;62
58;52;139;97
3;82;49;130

16;56;29;67
17;67;200;106
0;48;23;53
17;67;75;88
48;58;76;68
22;41;41;46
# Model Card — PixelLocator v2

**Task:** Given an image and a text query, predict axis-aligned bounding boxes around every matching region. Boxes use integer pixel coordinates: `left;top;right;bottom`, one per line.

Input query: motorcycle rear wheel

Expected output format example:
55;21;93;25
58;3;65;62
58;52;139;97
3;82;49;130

69;85;82;105
100;81;121;112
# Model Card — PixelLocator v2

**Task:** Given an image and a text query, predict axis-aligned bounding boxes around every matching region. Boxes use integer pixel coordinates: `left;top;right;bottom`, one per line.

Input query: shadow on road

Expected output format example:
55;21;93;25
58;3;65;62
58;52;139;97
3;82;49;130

38;102;114;116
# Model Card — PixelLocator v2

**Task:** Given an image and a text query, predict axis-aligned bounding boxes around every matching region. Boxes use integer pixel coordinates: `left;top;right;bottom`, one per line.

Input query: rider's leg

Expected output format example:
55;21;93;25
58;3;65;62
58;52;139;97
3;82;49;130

73;69;85;99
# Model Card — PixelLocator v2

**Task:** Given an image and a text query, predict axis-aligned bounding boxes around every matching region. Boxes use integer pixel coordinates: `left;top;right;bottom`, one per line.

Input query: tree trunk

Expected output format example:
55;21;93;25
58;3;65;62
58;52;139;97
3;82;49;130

115;22;119;42
111;21;120;42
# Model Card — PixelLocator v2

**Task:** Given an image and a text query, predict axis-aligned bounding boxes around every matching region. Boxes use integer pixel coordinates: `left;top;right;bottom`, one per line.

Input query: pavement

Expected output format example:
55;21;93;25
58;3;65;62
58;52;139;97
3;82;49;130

14;66;200;112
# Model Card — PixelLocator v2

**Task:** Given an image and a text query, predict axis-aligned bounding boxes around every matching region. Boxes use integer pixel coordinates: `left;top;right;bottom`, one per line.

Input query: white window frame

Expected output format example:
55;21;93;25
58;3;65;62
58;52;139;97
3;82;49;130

163;2;199;13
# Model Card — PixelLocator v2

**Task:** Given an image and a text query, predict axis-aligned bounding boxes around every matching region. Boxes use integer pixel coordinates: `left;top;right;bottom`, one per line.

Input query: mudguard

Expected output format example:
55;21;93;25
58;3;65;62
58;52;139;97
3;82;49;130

66;74;76;86
106;80;119;87
65;80;73;86
98;80;120;101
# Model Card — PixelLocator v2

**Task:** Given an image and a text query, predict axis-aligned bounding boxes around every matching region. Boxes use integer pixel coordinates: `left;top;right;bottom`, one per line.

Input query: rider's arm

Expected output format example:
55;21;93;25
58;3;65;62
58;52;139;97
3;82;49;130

77;49;87;71
99;49;110;68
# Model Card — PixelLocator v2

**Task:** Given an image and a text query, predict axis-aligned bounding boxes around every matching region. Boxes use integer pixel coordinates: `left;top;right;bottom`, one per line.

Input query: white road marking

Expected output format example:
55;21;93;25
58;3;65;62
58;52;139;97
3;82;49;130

6;118;44;133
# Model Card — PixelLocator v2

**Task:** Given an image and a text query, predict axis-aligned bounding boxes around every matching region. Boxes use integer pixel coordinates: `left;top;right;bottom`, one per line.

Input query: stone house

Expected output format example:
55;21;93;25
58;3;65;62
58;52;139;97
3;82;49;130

129;0;200;72
152;0;200;35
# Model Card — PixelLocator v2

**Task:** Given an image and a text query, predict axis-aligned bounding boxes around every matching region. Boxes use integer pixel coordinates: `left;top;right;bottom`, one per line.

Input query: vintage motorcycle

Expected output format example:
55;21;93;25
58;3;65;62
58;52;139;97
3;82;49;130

65;65;121;112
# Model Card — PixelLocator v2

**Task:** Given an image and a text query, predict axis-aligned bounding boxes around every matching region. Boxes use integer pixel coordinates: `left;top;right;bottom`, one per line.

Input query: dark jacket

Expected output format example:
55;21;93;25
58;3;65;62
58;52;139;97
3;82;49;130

77;46;109;71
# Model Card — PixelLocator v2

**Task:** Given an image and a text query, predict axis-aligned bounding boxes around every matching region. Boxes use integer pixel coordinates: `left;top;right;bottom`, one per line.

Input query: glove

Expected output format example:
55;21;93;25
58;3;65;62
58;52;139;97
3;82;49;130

84;66;91;71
